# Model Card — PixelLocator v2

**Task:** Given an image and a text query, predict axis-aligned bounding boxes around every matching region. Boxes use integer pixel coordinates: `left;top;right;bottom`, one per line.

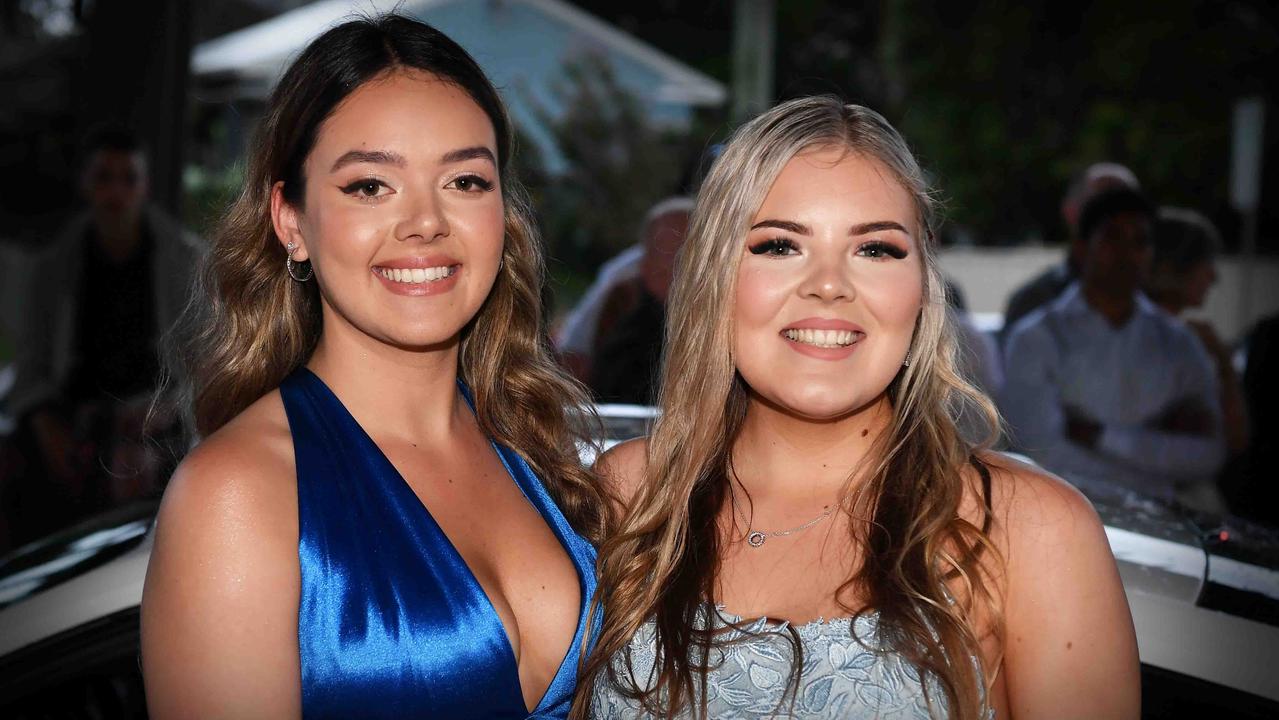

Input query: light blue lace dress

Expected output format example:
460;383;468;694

589;606;992;719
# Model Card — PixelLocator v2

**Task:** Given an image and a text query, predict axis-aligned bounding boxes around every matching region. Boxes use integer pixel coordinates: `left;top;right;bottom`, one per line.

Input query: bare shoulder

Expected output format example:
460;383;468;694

594;436;649;508
158;390;296;537
142;389;302;717
974;450;1106;553
974;456;1139;715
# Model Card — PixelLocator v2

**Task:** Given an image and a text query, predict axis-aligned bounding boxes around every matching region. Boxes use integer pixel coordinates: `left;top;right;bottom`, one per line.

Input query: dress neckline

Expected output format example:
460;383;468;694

295;366;589;715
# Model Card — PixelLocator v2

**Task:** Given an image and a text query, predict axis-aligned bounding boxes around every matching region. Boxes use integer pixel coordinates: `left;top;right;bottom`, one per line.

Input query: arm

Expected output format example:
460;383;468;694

7;248;60;421
999;323;1072;468
1093;333;1226;480
1186;319;1249;454
998;462;1141;719
141;432;301;719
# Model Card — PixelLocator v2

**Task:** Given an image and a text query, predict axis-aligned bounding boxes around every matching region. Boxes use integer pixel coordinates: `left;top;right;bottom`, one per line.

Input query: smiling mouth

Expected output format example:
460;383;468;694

375;265;458;284
782;328;864;348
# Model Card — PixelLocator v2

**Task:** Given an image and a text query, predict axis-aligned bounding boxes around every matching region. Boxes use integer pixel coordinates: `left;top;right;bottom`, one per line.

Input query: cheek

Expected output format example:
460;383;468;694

733;264;791;340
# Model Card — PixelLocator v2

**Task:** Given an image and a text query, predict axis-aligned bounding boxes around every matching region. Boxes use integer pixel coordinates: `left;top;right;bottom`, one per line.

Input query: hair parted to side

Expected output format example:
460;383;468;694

165;14;608;542
574;96;1003;719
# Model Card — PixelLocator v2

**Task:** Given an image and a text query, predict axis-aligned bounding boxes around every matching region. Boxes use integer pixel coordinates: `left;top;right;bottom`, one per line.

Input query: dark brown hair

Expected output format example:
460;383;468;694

167;14;608;541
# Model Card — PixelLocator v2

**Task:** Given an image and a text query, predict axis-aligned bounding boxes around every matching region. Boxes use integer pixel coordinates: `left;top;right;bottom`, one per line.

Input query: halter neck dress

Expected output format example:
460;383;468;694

280;368;598;719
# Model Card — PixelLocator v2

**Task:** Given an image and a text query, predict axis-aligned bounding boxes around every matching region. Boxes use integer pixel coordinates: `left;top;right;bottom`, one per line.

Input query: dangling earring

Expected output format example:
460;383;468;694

286;241;313;282
903;350;912;367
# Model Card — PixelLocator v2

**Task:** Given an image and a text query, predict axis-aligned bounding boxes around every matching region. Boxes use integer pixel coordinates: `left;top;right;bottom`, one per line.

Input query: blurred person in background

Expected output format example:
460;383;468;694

1145;207;1249;461
1001;162;1139;341
556;244;643;383
3;124;200;546
588;197;692;404
1002;188;1226;509
944;279;1004;443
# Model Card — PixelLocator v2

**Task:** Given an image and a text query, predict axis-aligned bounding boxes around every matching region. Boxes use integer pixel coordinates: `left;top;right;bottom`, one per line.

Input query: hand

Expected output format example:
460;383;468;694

1151;398;1213;436
1065;407;1102;449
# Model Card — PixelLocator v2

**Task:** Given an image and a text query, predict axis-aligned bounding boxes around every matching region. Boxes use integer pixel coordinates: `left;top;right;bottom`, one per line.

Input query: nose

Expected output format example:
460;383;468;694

798;256;855;303
394;188;450;242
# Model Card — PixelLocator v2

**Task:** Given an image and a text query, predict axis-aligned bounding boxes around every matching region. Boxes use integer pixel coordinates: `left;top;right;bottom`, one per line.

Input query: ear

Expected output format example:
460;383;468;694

270;181;308;262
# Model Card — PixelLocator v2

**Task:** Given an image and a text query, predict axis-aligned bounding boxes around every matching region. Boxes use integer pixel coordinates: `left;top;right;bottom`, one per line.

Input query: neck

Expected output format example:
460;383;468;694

731;392;893;506
307;308;466;445
1081;282;1136;327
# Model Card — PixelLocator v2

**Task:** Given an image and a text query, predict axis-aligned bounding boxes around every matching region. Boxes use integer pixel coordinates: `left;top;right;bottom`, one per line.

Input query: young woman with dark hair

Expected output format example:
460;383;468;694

141;15;606;719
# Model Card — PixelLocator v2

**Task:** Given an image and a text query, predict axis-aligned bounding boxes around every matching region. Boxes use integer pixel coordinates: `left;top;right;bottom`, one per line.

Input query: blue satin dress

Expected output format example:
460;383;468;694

279;368;598;719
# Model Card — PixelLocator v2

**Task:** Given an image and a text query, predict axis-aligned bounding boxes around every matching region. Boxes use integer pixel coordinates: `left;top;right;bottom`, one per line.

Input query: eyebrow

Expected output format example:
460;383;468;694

328;145;496;173
751;219;810;234
330;150;406;172
749;219;912;237
440;146;496;165
850;220;910;236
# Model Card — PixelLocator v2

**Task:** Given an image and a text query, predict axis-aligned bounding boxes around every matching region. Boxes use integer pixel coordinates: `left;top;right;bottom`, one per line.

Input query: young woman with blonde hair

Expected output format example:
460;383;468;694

578;97;1139;719
141;15;605;719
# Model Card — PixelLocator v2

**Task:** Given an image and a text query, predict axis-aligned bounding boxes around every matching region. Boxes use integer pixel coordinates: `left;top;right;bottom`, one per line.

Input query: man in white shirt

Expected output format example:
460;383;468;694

1001;187;1225;503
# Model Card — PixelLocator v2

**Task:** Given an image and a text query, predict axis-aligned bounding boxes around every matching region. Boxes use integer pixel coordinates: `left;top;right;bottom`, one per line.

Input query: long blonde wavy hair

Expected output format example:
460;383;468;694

575;96;1003;718
165;15;608;542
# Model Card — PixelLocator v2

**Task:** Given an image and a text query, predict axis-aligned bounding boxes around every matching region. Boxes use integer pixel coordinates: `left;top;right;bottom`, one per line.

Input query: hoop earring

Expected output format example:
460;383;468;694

286;241;313;282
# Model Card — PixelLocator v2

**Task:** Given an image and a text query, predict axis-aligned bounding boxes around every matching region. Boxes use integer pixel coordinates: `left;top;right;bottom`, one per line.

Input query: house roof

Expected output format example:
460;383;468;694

192;0;726;106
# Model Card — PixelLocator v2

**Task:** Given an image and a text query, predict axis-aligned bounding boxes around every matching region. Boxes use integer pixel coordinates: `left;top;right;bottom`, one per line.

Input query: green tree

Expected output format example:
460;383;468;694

526;58;698;280
881;0;1278;247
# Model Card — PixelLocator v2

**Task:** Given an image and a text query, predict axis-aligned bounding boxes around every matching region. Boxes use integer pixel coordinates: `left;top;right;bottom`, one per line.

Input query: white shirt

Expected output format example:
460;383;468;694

1000;283;1224;498
555;244;644;355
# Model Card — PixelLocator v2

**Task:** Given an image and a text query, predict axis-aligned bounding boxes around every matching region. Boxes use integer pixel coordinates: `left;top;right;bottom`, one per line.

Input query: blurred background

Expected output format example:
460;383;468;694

0;2;1278;717
0;0;1275;550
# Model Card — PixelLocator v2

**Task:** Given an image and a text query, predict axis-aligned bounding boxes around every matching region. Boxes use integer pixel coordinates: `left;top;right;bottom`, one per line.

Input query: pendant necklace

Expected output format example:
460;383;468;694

727;476;839;548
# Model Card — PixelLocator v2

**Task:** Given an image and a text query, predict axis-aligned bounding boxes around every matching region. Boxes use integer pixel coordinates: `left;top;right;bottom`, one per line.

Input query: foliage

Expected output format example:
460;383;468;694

879;0;1278;247
525;58;700;280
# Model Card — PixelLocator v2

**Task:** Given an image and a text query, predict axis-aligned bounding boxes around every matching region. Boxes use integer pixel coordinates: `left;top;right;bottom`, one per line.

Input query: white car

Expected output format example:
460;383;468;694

0;406;1277;717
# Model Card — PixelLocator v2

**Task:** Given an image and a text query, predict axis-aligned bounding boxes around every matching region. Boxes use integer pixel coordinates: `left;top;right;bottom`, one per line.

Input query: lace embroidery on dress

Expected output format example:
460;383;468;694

589;606;994;719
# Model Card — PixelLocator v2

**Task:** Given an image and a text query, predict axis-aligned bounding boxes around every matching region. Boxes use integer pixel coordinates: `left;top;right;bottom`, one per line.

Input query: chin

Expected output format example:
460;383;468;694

764;385;878;422
382;326;464;352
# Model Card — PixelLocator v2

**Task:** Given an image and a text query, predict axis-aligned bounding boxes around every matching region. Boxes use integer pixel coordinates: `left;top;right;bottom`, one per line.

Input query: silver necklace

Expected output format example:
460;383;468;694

727;479;838;548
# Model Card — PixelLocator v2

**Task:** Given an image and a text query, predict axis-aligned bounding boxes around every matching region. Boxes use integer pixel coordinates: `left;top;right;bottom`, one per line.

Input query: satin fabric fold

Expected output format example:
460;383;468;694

281;368;598;719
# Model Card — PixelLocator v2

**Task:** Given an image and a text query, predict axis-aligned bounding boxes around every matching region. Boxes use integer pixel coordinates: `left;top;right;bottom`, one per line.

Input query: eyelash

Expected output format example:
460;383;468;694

748;237;798;256
747;237;909;260
858;241;909;260
340;178;389;199
447;174;495;193
338;174;495;202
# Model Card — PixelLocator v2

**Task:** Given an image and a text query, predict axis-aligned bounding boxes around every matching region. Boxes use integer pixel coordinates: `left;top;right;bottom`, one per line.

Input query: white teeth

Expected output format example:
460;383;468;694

783;328;860;348
377;265;455;284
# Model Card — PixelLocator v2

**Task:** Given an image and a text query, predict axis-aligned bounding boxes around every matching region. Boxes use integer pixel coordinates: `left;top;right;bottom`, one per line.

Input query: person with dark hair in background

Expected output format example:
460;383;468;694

1146;207;1249;461
1002;188;1226;507
1001;163;1139;341
141;15;606;719
4;124;200;546
588;197;692;404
